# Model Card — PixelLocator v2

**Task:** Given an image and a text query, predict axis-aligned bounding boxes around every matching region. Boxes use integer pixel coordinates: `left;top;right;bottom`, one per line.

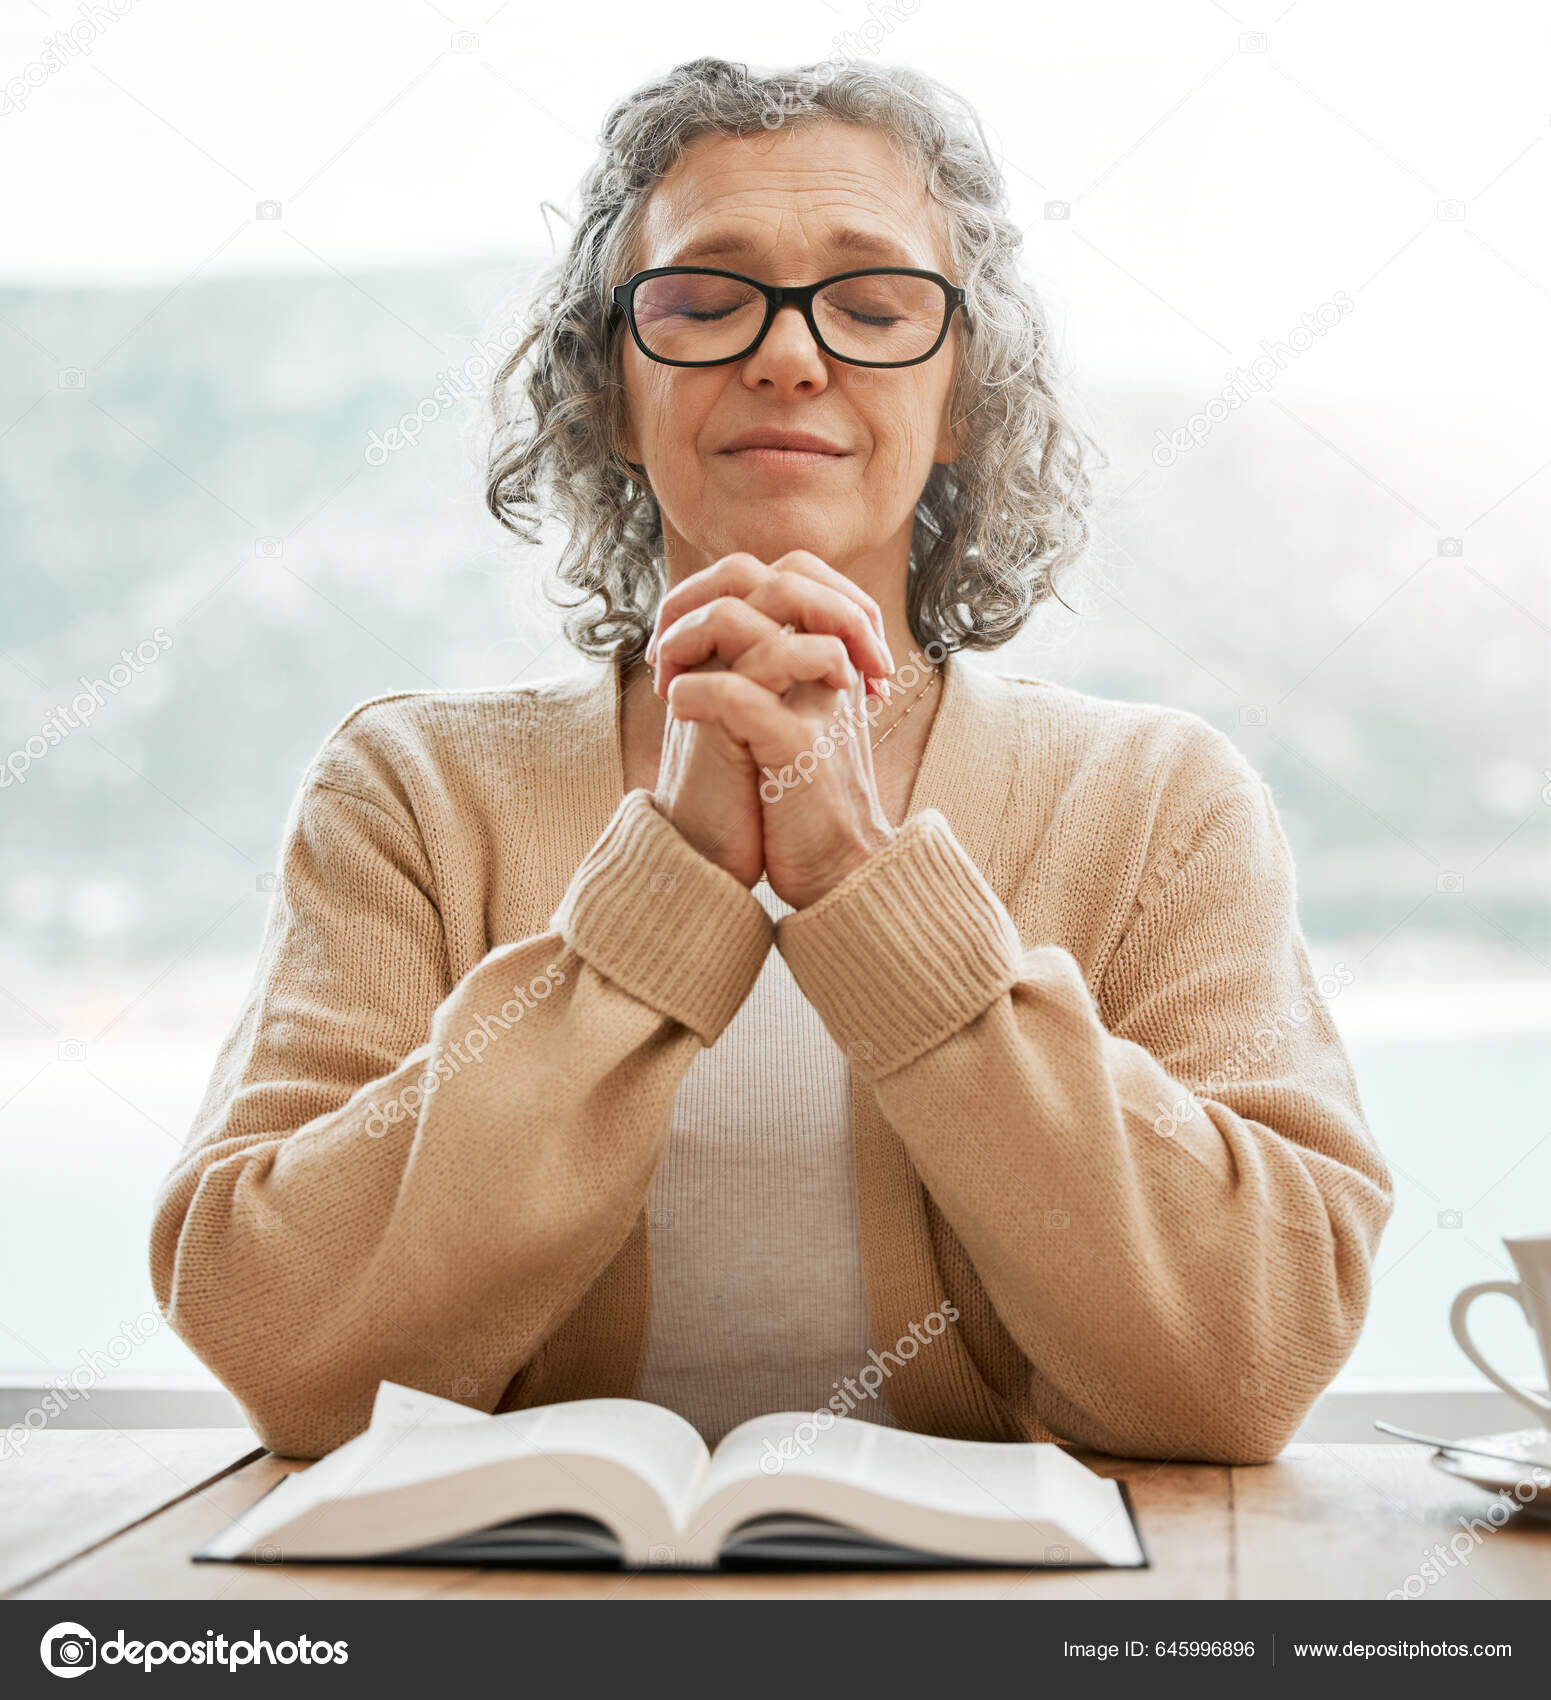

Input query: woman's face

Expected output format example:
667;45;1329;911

618;120;960;597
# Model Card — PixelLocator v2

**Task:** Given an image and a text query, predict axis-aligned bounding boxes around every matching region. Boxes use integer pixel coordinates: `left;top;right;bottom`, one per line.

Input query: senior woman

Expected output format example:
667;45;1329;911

151;58;1392;1464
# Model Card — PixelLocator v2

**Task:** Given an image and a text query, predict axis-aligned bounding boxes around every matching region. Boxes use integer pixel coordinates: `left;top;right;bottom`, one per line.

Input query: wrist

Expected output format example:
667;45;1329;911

653;791;764;890
797;818;897;907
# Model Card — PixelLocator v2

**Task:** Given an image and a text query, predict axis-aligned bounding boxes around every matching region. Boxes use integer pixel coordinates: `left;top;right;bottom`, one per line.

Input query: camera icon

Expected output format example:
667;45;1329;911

56;1040;86;1062
1238;704;1267;727
1239;31;1268;51
1436;537;1463;557
1437;1209;1463;1229
1435;199;1467;221
255;199;282;221
1239;1375;1266;1399
255;872;277;892
1044;1543;1071;1563
1436;870;1463;893
40;1622;96;1677
451;30;479;52
648;1543;677;1566
255;537;282;558
1043;200;1070;221
650;1206;675;1230
647;871;677;895
255;1542;283;1563
58;367;85;390
451;1376;480;1399
1043;1209;1070;1230
847;1039;876;1065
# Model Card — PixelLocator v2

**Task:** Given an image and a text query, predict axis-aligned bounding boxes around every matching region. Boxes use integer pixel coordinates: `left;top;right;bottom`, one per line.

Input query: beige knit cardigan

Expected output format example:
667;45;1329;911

150;655;1394;1462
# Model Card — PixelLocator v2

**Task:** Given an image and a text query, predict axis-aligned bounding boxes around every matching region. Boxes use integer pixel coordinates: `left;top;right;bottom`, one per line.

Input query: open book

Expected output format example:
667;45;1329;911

199;1382;1146;1571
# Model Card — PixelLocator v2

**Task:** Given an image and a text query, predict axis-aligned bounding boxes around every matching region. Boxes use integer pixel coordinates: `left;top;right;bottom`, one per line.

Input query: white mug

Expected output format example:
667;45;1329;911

1450;1233;1551;1424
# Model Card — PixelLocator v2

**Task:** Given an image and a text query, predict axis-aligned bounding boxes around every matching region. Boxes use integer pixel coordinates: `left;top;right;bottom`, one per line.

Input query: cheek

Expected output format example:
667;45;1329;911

855;385;942;478
631;368;716;467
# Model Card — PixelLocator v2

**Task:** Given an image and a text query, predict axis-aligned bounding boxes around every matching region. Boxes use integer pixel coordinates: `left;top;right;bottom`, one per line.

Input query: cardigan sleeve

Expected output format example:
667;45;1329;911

774;781;1394;1465
150;769;771;1459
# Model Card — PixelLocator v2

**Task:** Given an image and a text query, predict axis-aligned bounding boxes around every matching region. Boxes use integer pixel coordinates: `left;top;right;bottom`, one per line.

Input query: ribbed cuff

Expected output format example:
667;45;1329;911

775;810;1024;1078
552;789;773;1044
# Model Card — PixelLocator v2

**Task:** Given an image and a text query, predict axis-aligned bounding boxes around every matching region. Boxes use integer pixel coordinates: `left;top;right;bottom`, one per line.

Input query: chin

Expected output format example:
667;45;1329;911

702;509;856;568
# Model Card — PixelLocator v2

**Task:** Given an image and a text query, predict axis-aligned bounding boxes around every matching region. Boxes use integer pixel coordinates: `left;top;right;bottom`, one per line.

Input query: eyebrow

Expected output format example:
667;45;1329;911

665;227;928;270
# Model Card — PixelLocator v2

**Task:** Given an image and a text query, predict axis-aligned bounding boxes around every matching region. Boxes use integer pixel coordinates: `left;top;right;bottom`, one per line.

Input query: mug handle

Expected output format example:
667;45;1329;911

1449;1280;1551;1422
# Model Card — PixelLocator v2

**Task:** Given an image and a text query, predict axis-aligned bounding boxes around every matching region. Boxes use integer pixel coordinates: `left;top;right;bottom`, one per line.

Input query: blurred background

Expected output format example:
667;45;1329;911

1;0;1547;1402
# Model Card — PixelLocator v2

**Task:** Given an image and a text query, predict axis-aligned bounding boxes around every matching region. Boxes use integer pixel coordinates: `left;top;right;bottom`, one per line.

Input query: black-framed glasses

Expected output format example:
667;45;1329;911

610;266;968;369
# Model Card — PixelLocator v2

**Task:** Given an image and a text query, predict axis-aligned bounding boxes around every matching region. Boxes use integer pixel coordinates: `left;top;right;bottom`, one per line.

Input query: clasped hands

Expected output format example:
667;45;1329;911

647;550;902;910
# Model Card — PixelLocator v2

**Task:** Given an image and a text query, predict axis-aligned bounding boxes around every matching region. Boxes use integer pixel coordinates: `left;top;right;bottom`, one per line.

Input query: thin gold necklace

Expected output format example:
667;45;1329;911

773;622;940;750
870;666;939;750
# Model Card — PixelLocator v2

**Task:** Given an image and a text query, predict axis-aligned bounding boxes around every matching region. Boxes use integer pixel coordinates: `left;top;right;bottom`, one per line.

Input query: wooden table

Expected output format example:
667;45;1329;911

5;1433;1549;1600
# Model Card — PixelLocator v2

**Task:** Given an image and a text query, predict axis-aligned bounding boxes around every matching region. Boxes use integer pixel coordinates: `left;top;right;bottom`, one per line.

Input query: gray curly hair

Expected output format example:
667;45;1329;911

485;56;1098;663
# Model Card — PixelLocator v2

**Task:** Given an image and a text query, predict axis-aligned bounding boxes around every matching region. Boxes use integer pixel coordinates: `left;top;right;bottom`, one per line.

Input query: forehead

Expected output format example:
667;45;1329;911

634;120;951;277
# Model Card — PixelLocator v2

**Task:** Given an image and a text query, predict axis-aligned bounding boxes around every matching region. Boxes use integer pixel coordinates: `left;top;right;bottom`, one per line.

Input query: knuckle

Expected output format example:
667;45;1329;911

748;579;797;618
715;551;770;580
685;596;741;632
787;577;833;620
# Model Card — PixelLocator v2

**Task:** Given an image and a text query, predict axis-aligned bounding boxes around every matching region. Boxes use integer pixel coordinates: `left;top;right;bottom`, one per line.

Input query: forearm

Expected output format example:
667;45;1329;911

154;938;700;1455
778;807;1392;1463
870;964;1387;1461
153;787;771;1457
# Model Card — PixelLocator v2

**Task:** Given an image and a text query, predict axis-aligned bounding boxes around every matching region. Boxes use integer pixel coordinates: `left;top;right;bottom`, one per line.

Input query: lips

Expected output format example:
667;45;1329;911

719;429;850;457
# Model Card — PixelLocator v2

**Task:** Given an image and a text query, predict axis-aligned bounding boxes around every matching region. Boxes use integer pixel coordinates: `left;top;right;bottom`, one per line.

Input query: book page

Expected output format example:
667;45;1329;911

290;1400;709;1516
499;1399;711;1529
202;1401;568;1553
202;1393;713;1562
689;1414;1142;1567
706;1414;1089;1521
700;1411;886;1507
368;1381;492;1431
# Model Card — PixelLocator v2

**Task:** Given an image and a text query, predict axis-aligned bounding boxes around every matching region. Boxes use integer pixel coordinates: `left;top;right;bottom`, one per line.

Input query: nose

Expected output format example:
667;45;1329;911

739;304;830;395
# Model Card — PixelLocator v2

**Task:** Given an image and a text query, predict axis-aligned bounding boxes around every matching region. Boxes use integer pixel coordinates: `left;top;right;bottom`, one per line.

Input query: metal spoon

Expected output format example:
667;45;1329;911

1372;1419;1548;1468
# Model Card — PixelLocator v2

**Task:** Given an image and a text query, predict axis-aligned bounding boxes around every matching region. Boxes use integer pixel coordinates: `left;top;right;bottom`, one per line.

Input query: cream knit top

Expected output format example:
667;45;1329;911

635;878;897;1443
